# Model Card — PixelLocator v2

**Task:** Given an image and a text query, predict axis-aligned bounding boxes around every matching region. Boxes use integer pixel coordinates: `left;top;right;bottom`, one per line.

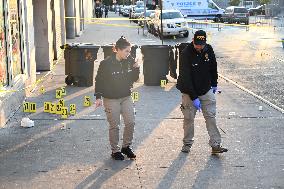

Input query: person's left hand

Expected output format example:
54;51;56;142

212;86;217;94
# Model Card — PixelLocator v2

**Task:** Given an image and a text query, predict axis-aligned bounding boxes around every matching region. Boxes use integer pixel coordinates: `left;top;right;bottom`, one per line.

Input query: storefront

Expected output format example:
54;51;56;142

0;0;22;87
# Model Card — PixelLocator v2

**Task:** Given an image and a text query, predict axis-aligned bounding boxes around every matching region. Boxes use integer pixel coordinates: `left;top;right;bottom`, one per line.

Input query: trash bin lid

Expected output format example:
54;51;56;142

77;43;100;48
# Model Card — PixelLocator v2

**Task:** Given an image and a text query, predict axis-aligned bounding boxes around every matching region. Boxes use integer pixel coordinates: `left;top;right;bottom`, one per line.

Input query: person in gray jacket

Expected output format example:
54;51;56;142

94;37;140;160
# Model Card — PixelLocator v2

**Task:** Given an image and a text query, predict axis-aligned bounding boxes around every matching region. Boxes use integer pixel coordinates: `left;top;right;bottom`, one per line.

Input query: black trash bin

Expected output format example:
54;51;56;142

102;44;138;59
141;45;171;86
62;43;100;87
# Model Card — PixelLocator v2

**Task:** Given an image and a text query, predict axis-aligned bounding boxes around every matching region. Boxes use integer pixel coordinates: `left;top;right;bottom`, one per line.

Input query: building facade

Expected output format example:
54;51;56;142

0;0;94;127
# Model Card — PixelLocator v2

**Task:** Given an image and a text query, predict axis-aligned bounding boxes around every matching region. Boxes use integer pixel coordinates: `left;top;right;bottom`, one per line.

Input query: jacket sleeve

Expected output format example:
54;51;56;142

94;60;106;99
177;48;198;100
208;45;218;87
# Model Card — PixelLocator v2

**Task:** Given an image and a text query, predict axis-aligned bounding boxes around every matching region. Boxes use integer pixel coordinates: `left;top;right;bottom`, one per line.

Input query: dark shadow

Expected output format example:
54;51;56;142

75;159;132;189
156;153;188;189
192;154;224;189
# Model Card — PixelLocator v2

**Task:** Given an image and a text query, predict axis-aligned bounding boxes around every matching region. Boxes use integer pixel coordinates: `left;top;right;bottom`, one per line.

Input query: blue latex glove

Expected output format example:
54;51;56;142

193;98;201;111
212;86;218;94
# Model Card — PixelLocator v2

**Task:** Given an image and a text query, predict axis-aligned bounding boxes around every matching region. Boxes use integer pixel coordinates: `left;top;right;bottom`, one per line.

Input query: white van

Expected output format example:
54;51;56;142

153;10;189;37
163;0;224;19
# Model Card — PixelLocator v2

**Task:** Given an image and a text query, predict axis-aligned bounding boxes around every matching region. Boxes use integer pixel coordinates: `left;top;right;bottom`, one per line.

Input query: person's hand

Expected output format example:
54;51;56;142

95;99;102;108
133;58;140;68
212;86;218;94
193;98;201;111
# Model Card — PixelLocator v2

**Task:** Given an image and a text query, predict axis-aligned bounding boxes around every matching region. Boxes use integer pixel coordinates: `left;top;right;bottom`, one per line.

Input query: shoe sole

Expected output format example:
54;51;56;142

212;150;228;154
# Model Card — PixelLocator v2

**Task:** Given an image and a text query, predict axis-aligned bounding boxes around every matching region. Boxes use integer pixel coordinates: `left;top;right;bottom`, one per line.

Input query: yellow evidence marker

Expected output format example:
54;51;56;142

160;80;167;88
23;102;30;113
50;103;56;114
61;107;68;119
29;103;37;113
56;89;62;99
44;102;51;113
58;99;65;107
70;104;76;115
40;86;45;94
131;92;139;102
84;96;91;107
56;103;63;114
61;86;66;96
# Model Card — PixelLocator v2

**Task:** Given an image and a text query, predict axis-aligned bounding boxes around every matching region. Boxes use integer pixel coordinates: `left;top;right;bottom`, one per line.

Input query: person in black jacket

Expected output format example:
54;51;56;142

94;37;140;160
177;30;228;154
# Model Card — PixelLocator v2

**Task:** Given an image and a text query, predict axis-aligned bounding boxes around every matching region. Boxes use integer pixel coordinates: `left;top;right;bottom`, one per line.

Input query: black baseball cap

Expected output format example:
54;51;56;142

194;30;207;45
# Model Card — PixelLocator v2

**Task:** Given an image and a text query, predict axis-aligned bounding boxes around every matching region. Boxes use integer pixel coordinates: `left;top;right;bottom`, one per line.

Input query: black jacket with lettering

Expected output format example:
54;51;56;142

95;54;140;99
176;42;218;100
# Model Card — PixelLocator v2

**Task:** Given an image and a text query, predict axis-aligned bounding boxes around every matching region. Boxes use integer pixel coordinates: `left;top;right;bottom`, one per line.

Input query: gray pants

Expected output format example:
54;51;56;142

103;96;135;153
181;90;221;147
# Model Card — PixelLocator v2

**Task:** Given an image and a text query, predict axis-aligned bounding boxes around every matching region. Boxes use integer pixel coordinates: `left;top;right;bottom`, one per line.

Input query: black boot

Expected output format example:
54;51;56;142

111;152;124;160
121;146;136;159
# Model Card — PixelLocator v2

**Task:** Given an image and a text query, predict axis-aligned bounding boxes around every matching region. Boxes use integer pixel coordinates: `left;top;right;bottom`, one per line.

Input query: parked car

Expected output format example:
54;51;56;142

249;5;265;16
138;10;155;27
152;10;189;37
132;8;145;23
221;6;249;25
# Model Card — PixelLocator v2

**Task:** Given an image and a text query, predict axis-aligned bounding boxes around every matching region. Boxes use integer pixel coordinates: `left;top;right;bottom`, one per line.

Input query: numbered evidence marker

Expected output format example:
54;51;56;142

131;92;139;102
23;102;36;113
69;104;76;115
58;99;65;107
160;80;167;88
40;86;45;94
84;96;91;107
61;86;66;96
44;102;51;113
23;102;30;112
56;103;63;115
61;107;68;119
56;89;62;99
50;103;56;114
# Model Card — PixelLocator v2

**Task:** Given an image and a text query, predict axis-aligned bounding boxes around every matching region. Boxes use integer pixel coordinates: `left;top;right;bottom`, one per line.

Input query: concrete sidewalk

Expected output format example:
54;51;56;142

0;46;283;189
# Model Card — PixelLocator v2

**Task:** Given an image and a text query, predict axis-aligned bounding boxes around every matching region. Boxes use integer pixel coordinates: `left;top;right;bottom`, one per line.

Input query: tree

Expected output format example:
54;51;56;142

257;0;271;5
229;0;240;6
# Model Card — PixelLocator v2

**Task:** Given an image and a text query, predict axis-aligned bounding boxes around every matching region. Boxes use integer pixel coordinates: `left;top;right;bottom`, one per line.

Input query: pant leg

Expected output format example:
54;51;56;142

121;96;135;148
181;93;197;145
199;89;221;147
103;98;121;153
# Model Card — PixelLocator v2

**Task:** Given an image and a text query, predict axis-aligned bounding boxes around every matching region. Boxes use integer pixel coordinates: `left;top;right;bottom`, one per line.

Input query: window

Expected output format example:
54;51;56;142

0;0;7;85
9;0;22;78
162;12;183;19
234;8;248;13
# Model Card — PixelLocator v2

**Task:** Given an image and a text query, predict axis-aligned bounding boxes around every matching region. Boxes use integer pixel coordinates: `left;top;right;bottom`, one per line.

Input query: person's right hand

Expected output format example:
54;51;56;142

193;98;201;111
95;99;102;108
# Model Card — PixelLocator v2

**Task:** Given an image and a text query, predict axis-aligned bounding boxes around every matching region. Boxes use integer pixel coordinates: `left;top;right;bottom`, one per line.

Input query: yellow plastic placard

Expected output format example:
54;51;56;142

40;86;45;94
58;99;65;107
56;90;62;99
160;80;167;88
61;87;66;96
44;102;51;113
84;96;91;107
50;103;56;114
23;102;30;112
131;92;139;102
70;104;76;115
29;103;36;113
61;107;68;119
56;104;62;114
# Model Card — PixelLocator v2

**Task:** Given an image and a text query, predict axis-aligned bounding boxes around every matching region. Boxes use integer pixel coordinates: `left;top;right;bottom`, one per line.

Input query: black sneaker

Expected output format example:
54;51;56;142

212;145;228;154
121;146;136;159
111;152;124;160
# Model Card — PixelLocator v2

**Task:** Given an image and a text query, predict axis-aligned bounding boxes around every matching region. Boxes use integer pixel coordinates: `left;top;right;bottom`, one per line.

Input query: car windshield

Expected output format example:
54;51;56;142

162;12;183;19
145;11;155;17
135;8;144;13
234;8;248;13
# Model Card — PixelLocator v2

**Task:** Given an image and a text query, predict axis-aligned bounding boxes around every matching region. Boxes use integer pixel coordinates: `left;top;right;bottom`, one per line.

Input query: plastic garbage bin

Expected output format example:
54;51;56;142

282;38;284;48
102;44;139;59
141;45;171;86
61;43;100;87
